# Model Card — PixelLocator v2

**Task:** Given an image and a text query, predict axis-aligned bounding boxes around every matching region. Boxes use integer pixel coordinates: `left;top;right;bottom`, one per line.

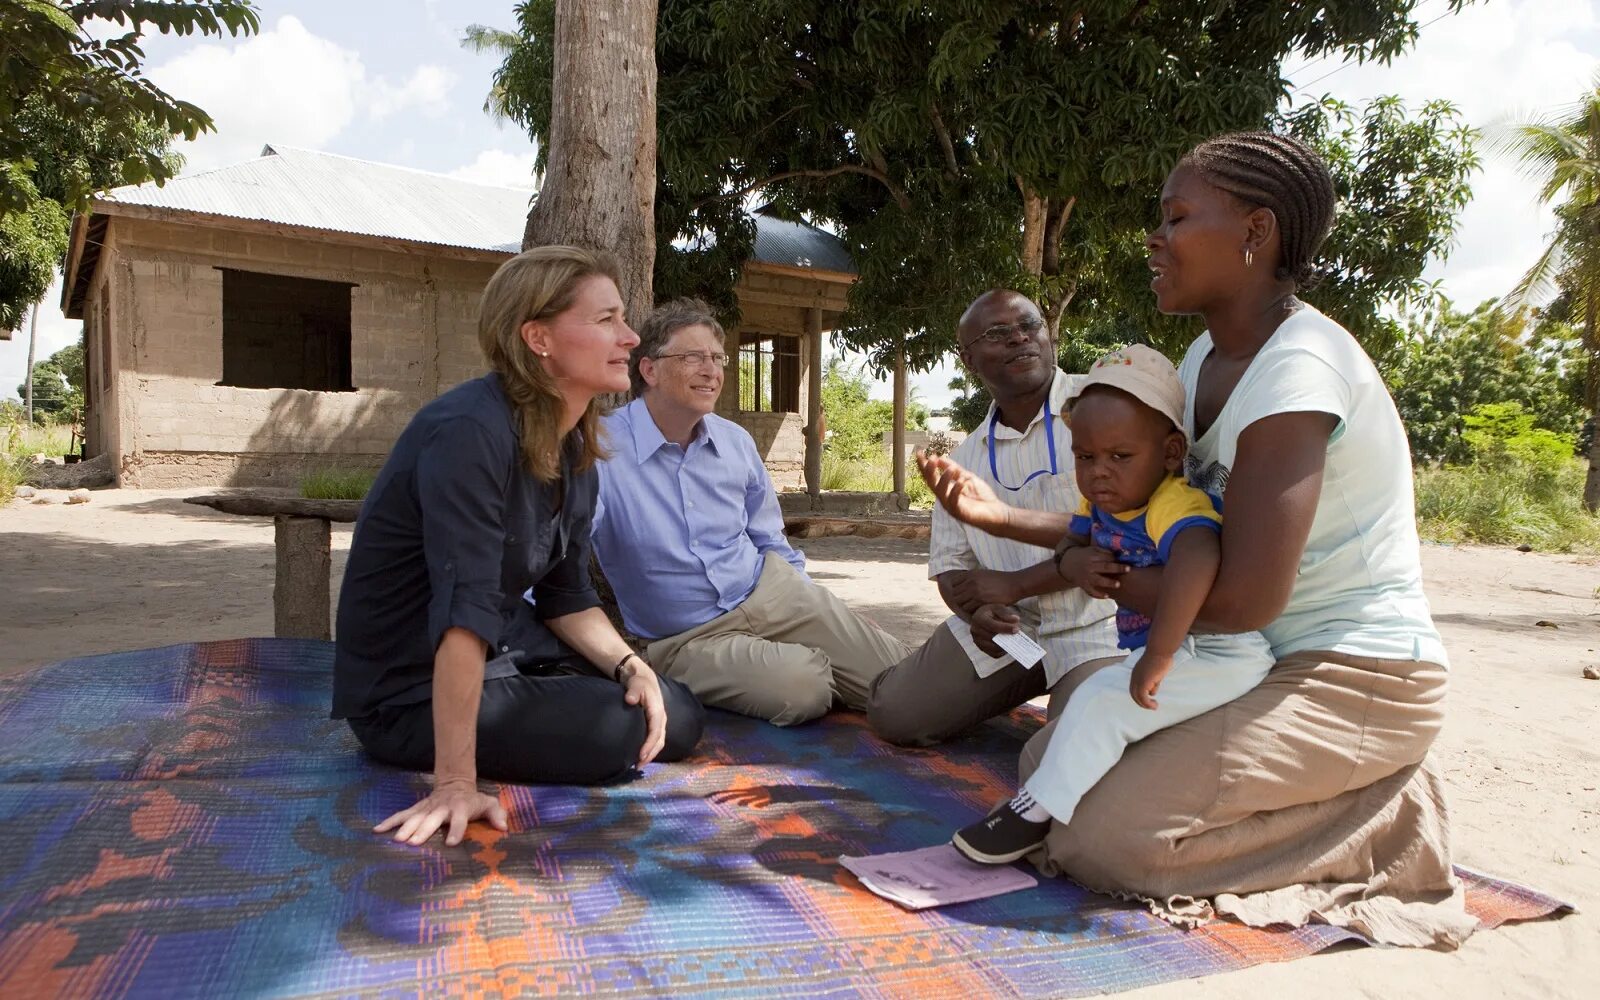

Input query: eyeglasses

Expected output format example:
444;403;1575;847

964;316;1046;348
655;350;728;369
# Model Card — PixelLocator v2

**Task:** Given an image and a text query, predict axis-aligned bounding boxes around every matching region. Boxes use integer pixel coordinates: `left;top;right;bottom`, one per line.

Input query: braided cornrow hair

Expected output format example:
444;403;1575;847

1179;131;1337;287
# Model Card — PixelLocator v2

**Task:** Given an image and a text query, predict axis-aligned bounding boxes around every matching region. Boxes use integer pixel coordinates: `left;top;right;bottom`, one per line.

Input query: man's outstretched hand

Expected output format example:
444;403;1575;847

915;451;1010;533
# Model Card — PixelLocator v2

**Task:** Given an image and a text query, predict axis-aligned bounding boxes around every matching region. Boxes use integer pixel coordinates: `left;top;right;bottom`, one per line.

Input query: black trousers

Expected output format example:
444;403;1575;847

348;659;706;785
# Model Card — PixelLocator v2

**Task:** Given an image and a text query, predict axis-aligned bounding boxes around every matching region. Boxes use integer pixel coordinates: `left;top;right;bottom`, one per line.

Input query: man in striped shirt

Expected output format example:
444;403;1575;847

868;290;1121;745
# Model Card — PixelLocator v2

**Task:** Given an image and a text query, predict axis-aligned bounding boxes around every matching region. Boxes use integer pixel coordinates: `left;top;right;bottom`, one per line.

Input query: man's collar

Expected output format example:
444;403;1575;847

985;369;1071;442
627;396;717;462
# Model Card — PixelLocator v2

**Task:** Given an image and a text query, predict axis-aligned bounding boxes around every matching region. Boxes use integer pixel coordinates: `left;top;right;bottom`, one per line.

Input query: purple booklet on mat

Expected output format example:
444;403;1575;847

840;844;1039;910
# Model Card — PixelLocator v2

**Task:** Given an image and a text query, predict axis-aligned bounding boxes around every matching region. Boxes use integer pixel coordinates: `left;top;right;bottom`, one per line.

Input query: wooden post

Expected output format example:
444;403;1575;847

805;306;823;503
274;515;332;640
892;334;907;509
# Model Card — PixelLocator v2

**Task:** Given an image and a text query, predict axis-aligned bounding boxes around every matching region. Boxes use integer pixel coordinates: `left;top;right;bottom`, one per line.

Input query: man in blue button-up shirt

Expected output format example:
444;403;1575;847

592;299;907;726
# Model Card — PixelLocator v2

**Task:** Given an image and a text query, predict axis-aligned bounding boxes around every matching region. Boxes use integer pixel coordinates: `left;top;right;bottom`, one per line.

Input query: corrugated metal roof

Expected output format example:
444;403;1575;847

99;145;530;253
96;145;855;272
751;208;857;274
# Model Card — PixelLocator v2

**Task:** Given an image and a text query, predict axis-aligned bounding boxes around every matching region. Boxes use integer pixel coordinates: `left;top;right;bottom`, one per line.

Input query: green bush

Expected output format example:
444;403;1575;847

1414;402;1600;551
819;450;933;510
300;468;376;501
1384;301;1584;465
1415;462;1600;551
0;415;72;504
821;356;927;461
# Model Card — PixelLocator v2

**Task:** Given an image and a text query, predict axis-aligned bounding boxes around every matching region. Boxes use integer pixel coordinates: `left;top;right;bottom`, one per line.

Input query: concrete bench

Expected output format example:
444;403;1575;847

186;494;361;640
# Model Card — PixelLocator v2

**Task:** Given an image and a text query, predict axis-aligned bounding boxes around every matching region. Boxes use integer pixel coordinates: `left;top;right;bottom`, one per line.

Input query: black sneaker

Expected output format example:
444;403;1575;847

951;802;1051;864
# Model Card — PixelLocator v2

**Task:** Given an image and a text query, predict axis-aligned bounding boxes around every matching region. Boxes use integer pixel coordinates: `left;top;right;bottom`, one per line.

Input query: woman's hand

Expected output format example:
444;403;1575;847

619;658;668;765
915;451;1011;532
1056;546;1130;599
969;603;1021;658
374;778;509;847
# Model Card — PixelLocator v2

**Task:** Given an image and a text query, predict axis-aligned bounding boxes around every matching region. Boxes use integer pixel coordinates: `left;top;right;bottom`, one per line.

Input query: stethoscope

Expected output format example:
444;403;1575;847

988;399;1058;492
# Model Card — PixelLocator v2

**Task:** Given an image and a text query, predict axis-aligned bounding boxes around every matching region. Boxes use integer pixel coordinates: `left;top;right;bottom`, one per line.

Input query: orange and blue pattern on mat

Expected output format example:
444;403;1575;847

0;639;1568;998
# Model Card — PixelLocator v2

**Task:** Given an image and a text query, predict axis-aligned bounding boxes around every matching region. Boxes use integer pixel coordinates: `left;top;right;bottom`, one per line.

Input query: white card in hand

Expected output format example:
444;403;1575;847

992;630;1046;669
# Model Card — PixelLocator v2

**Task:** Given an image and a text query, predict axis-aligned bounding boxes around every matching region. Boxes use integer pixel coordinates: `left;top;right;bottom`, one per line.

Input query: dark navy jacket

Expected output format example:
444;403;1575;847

332;374;601;720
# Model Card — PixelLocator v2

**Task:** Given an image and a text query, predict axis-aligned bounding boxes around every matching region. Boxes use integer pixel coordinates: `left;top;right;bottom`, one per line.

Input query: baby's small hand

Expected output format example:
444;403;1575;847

1130;651;1174;710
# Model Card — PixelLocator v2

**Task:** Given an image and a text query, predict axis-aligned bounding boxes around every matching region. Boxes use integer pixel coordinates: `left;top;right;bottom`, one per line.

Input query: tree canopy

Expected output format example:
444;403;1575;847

0;0;259;329
1383;300;1584;466
16;341;84;418
488;0;1478;371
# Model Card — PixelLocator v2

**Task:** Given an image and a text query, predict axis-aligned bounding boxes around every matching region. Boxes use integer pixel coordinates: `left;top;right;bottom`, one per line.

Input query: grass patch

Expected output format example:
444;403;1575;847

1;419;73;505
1415;458;1600;552
820;449;933;509
301;467;376;501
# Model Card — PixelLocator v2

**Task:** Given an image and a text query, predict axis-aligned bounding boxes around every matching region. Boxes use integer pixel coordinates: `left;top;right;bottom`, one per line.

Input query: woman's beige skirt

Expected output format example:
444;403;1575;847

1020;649;1477;948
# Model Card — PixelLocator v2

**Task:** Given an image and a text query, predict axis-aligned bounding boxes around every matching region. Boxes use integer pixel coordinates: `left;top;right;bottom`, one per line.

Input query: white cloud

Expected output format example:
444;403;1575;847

147;16;363;172
370;65;457;120
448;149;539;189
1293;0;1599;306
147;16;458;174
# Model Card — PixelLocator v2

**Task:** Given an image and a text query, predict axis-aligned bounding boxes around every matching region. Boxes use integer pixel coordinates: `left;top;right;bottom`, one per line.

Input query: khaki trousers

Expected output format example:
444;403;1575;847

867;620;1124;747
646;552;908;726
1017;649;1472;947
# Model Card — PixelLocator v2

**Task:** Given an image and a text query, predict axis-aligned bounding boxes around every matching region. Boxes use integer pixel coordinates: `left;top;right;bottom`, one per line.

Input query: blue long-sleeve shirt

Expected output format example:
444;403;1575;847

332;373;601;719
591;398;807;639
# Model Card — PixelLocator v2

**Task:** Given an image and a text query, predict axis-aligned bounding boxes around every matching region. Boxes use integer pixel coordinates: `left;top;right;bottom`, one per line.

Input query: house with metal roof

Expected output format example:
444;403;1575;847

60;145;857;489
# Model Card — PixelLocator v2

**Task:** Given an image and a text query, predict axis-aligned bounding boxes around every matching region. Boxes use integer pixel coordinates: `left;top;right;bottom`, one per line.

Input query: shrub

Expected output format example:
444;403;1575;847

1414;402;1600;551
301;467;376;501
0;415;72;504
819;449;933;510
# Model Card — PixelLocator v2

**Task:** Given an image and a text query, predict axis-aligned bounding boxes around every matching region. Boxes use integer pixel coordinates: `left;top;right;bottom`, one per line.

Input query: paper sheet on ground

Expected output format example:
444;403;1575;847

840;844;1038;910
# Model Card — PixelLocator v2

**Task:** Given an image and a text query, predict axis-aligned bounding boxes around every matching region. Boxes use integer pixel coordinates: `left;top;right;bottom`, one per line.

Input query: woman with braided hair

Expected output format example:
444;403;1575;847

918;131;1471;947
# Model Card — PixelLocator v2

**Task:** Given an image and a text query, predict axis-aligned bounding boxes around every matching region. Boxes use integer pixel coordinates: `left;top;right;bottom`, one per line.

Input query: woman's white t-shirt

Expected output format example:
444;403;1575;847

1177;303;1448;666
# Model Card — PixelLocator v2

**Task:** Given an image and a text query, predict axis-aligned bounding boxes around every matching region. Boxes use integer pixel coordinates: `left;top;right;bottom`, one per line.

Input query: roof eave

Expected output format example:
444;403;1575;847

89;200;518;263
744;260;857;284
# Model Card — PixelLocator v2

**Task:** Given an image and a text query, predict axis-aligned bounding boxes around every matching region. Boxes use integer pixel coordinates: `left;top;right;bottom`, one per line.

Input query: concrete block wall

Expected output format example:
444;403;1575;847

86;218;843;487
740;410;805;466
104;218;499;486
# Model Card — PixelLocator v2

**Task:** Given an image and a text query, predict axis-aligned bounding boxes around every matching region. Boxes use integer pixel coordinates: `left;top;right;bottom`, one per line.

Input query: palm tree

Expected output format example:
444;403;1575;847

459;24;521;123
1497;73;1600;511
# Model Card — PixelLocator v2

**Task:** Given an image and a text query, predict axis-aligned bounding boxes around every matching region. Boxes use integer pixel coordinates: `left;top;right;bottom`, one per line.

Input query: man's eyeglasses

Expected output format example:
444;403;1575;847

656;350;729;368
964;316;1046;348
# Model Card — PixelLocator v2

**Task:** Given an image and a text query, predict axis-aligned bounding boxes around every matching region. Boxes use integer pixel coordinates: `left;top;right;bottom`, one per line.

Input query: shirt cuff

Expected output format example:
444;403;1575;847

428;594;503;654
532;585;602;620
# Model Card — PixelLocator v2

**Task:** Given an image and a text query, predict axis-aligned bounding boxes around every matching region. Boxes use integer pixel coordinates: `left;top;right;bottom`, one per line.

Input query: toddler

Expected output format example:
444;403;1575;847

952;345;1273;864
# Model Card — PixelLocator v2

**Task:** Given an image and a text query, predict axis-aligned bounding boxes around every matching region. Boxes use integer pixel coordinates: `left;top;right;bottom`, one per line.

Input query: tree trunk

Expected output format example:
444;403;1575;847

1585;419;1599;513
24;300;38;424
523;0;658;326
1019;184;1046;275
1017;188;1078;339
1584;292;1599;512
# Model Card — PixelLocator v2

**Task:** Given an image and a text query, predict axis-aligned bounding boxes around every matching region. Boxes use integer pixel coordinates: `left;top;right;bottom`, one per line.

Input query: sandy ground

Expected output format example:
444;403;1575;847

2;487;1595;998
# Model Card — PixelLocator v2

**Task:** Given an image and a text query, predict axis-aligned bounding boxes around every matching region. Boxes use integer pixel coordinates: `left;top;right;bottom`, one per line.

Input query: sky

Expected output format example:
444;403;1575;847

4;0;1597;407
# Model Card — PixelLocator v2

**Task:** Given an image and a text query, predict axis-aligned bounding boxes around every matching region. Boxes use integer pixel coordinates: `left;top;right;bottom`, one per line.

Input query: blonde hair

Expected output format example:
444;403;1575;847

477;245;621;483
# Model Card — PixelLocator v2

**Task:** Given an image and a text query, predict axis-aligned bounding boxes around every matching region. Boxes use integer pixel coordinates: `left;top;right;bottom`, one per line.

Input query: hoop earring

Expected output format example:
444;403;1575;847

1243;247;1255;268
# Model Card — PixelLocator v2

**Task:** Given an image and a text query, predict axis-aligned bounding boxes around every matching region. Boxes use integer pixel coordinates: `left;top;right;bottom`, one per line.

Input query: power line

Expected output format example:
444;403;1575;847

1291;2;1456;96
